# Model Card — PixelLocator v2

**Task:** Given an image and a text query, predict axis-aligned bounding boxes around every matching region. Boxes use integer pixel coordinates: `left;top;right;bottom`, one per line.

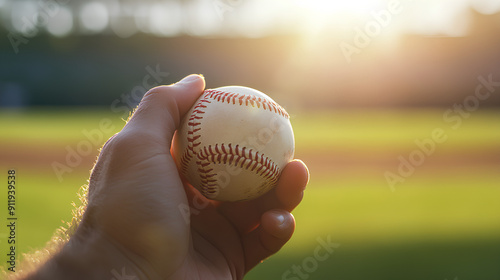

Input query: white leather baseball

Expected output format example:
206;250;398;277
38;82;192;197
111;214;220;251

172;86;295;202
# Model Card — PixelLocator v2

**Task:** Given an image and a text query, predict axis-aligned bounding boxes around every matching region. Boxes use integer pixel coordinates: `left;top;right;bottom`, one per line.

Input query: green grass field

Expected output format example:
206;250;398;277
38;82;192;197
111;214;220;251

1;108;499;279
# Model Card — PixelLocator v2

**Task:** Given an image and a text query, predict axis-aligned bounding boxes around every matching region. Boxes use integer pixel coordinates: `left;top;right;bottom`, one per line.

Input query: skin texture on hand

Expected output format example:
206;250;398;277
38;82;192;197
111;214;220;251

28;75;309;280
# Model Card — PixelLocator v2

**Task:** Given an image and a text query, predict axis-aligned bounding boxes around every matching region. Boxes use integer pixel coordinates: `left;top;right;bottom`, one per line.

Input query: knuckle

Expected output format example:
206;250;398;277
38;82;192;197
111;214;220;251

102;131;141;155
143;85;170;99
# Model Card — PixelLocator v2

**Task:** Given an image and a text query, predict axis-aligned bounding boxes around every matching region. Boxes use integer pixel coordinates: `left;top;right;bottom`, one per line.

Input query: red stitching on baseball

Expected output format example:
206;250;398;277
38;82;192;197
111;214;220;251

196;143;281;195
196;160;218;196
204;89;289;119
180;98;213;176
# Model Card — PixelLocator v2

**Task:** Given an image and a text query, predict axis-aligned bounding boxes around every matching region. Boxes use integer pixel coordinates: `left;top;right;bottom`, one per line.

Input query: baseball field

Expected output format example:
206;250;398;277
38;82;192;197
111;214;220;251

1;108;499;279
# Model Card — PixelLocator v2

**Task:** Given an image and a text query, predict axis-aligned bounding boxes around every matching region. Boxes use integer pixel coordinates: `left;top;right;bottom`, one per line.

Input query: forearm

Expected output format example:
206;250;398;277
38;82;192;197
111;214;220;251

21;227;152;280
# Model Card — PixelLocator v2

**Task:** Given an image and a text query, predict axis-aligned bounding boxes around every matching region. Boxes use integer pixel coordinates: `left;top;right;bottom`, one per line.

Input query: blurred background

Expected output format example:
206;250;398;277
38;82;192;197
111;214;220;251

1;0;499;279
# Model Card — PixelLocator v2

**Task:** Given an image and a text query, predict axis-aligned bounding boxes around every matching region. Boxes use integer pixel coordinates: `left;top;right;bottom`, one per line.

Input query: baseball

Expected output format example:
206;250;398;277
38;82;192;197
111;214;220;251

172;86;295;202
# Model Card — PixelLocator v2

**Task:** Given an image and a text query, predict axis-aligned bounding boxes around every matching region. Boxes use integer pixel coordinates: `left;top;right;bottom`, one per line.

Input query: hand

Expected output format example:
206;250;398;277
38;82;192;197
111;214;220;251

34;75;309;280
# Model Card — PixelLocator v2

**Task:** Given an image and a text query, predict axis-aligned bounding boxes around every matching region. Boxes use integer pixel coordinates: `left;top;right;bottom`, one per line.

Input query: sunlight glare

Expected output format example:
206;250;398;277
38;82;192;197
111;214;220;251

470;0;500;15
292;0;387;38
293;0;384;17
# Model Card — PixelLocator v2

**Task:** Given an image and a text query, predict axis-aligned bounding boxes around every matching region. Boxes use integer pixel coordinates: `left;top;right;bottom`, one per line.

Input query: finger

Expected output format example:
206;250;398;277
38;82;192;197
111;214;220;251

275;159;309;210
218;159;309;234
242;209;295;271
123;74;206;145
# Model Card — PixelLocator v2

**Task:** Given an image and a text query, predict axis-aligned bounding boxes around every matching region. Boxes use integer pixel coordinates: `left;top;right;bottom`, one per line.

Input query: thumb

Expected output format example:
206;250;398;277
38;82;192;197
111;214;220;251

124;74;206;143
172;74;207;118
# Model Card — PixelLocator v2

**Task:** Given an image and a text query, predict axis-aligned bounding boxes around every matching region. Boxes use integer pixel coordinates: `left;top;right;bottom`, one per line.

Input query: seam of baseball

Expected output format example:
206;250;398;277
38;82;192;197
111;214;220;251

180;98;211;175
181;89;288;198
196;144;281;197
204;89;290;119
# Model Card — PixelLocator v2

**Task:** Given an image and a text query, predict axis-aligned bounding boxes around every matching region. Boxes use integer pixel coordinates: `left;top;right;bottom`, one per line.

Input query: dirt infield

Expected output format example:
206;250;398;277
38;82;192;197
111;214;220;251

3;142;499;180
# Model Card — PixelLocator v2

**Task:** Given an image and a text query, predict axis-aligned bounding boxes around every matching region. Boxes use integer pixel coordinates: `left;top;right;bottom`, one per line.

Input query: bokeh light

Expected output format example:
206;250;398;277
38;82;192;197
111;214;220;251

46;6;73;37
148;2;183;37
184;0;221;36
79;1;109;33
10;0;38;37
1;0;500;38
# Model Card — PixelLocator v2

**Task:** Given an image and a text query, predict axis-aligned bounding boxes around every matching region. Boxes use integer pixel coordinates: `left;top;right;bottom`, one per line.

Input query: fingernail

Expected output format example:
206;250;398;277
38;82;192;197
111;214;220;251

177;74;203;84
276;213;285;225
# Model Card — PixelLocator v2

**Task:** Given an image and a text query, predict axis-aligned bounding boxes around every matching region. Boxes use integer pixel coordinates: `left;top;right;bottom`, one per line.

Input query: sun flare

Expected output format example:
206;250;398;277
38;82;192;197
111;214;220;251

291;0;388;38
293;0;385;17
